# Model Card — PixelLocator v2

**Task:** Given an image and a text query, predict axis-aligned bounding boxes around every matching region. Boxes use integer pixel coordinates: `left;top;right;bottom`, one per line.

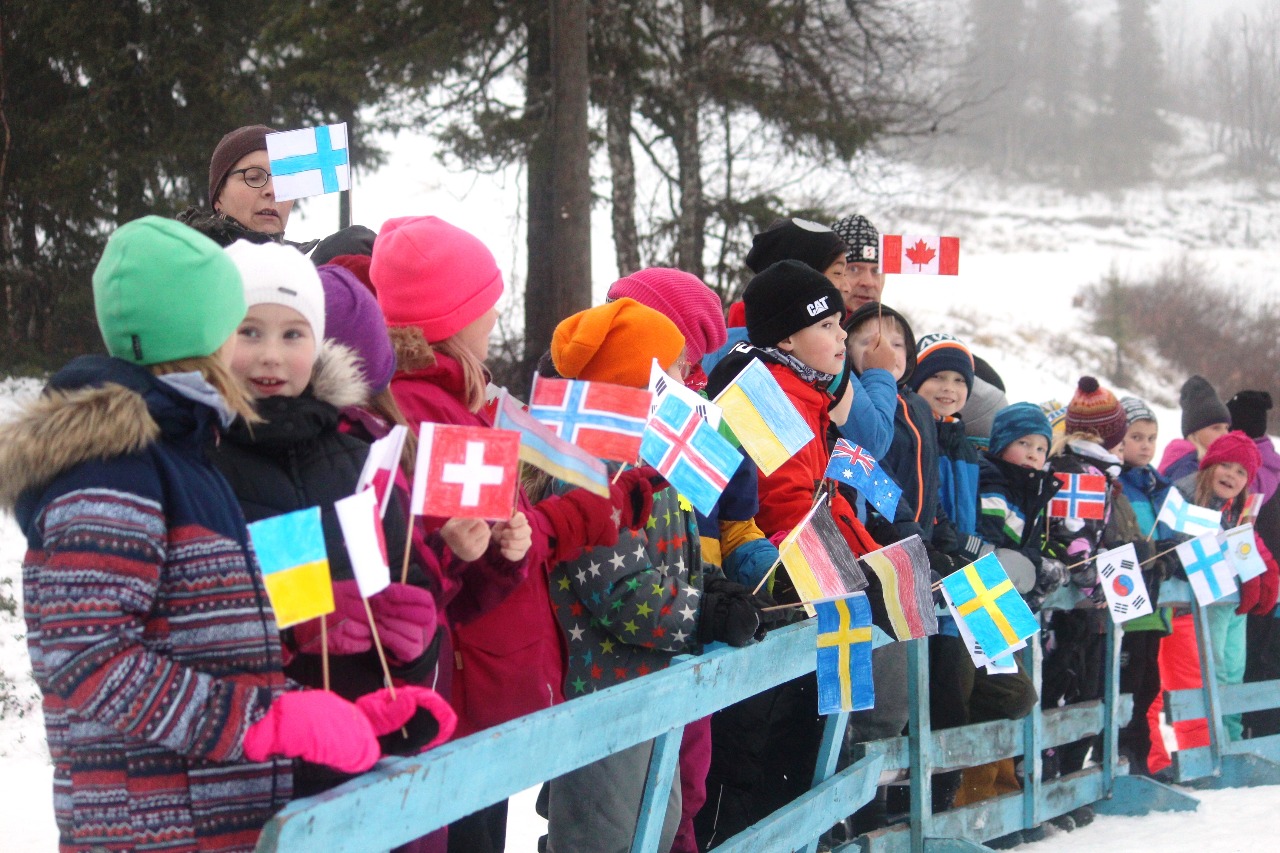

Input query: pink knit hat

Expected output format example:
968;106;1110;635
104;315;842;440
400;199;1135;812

1200;430;1262;484
370;216;504;343
606;267;726;364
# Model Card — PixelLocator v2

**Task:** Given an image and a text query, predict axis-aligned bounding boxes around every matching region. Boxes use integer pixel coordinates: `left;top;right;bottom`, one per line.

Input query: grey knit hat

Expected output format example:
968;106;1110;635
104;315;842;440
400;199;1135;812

1179;375;1230;437
1120;396;1157;426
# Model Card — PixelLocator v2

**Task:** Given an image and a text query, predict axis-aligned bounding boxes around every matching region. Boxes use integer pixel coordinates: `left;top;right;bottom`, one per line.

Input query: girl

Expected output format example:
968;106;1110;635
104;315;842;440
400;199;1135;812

214;240;473;805
3;218;379;852
369;215;656;853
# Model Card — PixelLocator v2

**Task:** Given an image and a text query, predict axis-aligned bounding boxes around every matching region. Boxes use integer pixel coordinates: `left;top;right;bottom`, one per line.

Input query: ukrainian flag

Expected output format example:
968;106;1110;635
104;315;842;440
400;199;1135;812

248;507;335;629
713;359;813;476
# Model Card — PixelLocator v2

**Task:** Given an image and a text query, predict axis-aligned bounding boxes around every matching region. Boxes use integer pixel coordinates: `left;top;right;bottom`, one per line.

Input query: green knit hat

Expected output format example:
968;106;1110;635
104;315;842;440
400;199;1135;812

93;216;246;365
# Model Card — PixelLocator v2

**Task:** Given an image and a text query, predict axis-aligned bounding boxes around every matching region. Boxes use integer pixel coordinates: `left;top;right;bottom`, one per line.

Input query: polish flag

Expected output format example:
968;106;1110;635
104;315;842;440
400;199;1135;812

881;234;960;275
356;425;408;518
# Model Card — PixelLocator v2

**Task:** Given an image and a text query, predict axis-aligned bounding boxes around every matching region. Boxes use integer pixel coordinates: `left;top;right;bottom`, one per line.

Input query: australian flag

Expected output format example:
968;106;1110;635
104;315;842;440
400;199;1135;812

825;438;903;520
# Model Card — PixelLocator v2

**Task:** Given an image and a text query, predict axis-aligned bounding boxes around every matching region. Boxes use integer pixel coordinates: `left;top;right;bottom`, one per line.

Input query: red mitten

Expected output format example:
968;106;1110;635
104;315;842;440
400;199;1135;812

1252;559;1279;615
536;488;620;563
243;690;380;773
1237;576;1262;615
291;580;372;655
368;583;438;665
357;686;459;752
613;466;662;530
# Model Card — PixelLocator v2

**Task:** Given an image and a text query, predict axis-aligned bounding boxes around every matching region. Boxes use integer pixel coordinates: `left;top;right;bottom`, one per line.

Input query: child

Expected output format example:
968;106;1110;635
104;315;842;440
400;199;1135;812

214;241;463;803
542;299;774;853
1159;375;1231;481
370;216;656;853
2;218;381;852
699;260;881;847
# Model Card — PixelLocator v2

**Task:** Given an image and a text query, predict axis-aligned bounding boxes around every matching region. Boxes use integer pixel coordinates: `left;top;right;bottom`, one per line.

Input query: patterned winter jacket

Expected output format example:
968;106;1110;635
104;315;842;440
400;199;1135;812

1;356;292;852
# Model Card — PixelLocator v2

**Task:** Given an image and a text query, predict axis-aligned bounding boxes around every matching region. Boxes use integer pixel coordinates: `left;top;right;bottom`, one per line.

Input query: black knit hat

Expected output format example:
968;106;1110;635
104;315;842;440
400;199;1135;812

311;225;377;265
1226;390;1272;439
831;214;880;264
1180;375;1231;437
743;260;843;347
745;218;848;275
842;301;919;387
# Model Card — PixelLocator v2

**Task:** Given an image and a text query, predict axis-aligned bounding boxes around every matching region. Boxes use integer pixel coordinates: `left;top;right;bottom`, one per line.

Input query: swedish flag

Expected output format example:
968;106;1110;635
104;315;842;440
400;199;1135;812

814;592;875;714
940;553;1040;662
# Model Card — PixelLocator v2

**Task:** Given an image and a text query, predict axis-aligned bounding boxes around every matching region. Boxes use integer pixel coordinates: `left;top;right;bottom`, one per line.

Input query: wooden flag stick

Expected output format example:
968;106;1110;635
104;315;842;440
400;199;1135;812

929;542;1186;593
319;619;331;693
612;462;629;484
361;597;398;700
751;554;784;596
759;600;809;613
399;517;415;585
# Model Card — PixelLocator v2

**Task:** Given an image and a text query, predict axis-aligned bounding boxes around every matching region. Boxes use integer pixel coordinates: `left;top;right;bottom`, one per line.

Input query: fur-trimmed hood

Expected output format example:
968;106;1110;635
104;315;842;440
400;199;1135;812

309;341;370;410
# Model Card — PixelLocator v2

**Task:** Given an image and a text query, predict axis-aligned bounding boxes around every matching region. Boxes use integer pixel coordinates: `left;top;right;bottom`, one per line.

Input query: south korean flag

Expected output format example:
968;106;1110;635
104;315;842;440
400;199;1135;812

1097;543;1153;623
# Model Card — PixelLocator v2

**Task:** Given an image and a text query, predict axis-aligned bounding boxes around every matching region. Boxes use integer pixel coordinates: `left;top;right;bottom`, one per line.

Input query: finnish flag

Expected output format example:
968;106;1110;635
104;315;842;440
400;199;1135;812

266;123;350;202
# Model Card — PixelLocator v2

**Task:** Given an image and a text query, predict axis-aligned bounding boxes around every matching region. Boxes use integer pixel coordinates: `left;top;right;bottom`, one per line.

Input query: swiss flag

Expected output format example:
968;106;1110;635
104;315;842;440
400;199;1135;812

410;423;521;520
881;234;960;275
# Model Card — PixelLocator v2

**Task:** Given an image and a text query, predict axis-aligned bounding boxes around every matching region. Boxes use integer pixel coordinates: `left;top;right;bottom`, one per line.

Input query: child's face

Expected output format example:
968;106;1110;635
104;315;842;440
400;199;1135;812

846;319;906;381
916;370;969;418
231;304;316;398
1000;434;1048;470
1119;420;1158;468
455;307;498;362
778;315;847;376
1209;462;1249;502
822;256;847;290
1190;422;1229;452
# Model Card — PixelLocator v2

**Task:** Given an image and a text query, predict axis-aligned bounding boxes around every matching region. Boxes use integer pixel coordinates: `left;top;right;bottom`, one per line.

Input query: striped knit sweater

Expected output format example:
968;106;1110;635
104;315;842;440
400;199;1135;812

0;356;292;852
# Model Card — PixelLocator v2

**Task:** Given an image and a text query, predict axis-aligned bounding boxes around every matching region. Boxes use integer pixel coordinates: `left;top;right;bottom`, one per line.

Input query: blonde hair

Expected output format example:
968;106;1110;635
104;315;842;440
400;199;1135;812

1194;464;1246;520
365;387;419;477
150;355;262;424
1049;430;1102;458
433;337;488;414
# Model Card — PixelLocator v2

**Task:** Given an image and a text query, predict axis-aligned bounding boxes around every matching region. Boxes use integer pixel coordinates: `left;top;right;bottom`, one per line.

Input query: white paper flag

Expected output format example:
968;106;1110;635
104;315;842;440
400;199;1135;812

1175;533;1236;606
1221;524;1268;583
356;424;407;518
265;123;350;202
334;488;391;598
1096;544;1153;623
647;358;722;428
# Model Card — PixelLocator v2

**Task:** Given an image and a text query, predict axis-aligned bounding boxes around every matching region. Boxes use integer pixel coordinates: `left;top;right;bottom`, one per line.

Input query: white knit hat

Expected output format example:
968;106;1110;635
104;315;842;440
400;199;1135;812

224;240;326;347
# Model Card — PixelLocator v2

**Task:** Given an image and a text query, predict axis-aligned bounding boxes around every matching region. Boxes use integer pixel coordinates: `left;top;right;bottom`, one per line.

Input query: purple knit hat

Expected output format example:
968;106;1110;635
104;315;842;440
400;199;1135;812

606;267;726;364
318;264;396;392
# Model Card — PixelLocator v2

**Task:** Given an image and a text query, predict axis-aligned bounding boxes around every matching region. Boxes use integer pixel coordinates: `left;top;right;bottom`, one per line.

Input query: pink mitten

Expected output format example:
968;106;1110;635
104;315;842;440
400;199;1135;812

356;686;458;751
243;690;380;773
291;580;372;655
368;583;438;664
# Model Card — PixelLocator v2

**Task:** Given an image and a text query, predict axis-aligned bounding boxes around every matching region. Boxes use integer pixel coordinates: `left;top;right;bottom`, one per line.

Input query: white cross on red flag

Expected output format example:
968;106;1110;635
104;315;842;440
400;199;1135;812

410;423;521;520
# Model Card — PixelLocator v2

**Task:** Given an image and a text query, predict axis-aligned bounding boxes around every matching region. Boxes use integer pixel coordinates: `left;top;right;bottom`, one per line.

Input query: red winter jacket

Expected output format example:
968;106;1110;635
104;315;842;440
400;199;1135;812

391;353;567;737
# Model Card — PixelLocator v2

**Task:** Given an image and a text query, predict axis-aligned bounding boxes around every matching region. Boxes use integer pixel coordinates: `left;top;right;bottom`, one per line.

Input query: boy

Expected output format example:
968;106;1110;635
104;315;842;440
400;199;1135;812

1159;375;1231;481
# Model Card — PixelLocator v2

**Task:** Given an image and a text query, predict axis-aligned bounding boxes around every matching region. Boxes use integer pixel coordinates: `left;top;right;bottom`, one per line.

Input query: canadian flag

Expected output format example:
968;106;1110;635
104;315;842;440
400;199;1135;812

881;234;960;275
410;423;521;521
356;425;408;518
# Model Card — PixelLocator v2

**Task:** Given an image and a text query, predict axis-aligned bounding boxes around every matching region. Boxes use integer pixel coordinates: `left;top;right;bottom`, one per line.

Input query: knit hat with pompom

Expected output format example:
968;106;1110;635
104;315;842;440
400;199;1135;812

1065;375;1127;450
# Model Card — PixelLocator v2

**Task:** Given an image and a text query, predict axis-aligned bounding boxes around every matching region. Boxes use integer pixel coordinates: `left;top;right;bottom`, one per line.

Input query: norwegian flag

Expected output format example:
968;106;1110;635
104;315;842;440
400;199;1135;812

880;234;960;275
528;375;652;463
1049;473;1107;520
356;425;407;518
640;393;742;516
410;423;521;520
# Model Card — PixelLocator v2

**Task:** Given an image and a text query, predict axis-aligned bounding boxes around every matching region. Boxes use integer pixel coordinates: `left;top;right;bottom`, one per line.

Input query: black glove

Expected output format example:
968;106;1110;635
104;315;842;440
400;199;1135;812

930;570;946;608
698;578;777;646
925;544;955;577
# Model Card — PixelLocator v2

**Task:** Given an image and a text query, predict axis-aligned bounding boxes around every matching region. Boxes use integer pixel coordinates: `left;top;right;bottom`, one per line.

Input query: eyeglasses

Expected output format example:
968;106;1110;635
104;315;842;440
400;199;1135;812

228;166;272;189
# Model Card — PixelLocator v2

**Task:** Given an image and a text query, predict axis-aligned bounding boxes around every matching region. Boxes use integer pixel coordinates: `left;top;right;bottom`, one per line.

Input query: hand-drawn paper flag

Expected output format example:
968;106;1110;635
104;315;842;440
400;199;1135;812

247;507;335;629
1176;533;1236;605
334;488;391;598
1049;472;1107;520
265;123;350;202
880;234;959;275
859;534;937;640
712;358;814;476
778;500;869;610
648;358;722;429
940;553;1039;661
825;439;903;520
640;393;742;516
1096;543;1153;623
943;594;1024;669
410;423;521;520
529;375;652;463
1221;524;1268;582
1243;492;1264;523
495;390;610;497
1156;489;1222;537
356;424;407;518
814;592;875;714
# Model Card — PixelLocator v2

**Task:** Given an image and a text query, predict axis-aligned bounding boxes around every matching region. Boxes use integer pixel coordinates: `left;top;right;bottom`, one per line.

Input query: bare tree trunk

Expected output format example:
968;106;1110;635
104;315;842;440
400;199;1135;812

605;85;640;275
673;0;704;277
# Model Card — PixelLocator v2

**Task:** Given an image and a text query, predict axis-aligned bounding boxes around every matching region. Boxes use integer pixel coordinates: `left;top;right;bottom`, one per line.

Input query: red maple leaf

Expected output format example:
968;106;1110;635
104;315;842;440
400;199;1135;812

905;239;936;271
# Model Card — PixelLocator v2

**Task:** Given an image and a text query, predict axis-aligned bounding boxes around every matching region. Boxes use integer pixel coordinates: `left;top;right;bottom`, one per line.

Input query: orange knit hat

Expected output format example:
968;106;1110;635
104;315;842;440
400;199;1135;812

551;298;685;389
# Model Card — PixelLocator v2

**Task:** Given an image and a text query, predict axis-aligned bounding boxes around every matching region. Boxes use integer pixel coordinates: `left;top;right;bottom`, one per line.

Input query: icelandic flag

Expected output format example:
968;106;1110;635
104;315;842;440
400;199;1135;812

712;359;814;476
334;488;391;598
495;390;610;497
356;424;407;518
1176;533;1236;605
528;375;652;463
1049;472;1107;520
880;234;960;275
247;507;335;629
814;592;875;714
1096;543;1153;623
411;423;522;520
859;534;937;640
825;438;903;520
1221;524;1268;582
265;123;350;202
777;499;868;614
648;358;722;429
940;553;1039;662
640;393;742;516
1156;489;1222;537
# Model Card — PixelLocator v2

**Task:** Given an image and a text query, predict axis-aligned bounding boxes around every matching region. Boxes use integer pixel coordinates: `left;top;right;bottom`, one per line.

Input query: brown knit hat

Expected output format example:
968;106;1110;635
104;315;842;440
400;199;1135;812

1065;376;1127;449
208;125;273;204
551;298;684;389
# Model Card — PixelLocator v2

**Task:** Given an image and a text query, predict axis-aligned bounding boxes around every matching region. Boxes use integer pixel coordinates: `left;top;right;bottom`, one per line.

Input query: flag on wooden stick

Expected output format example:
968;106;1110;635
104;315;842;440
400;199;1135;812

712;359;814;475
248;507;335;629
1096;543;1153;623
356;424;407;518
859;534;937;640
880;234;960;275
265;123;350;201
1176;534;1236;605
1156;489;1222;537
1049;472;1107;520
410;423;521;520
825;439;903;520
777;500;869;612
814;592;875;714
334;488;391;598
640;394;742;515
528;375;652;463
939;553;1039;661
1221;524;1268;582
494;391;610;497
